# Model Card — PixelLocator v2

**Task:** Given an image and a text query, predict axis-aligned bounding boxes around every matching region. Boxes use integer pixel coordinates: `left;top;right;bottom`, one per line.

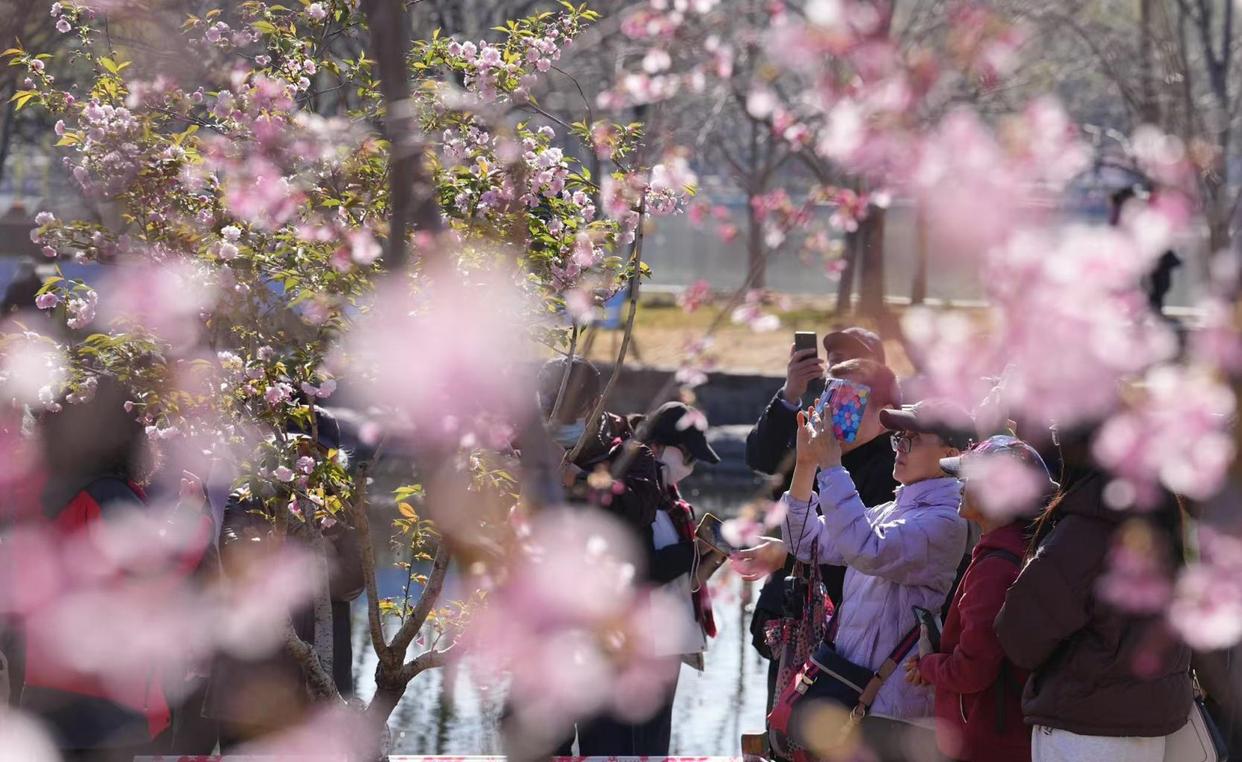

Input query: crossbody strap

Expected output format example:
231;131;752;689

856;624;921;710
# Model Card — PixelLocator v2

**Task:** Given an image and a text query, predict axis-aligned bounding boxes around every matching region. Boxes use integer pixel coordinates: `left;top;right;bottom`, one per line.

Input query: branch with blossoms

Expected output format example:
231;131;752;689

0;1;692;752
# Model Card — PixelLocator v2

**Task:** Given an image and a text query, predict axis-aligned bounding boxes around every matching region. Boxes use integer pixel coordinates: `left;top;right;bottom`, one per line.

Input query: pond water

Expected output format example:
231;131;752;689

350;490;772;756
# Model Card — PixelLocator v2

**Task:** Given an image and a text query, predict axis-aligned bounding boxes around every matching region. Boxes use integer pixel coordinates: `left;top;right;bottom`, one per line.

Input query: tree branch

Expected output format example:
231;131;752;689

348;462;390;663
565;201;646;465
400;643;455;682
284;622;343;703
389;541;450;657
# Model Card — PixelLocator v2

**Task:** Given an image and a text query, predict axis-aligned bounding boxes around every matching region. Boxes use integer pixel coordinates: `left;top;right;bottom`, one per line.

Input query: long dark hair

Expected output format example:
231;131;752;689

1027;429;1187;567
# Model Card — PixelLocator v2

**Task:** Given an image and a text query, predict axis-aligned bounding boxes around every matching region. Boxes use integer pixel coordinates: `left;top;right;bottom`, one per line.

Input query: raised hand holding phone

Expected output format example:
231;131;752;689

815;378;871;443
784;332;825;404
796;408;841;470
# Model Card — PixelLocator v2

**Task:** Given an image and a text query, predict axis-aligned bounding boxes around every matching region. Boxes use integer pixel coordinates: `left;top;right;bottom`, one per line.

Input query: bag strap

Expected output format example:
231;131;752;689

980;547;1023;567
979;547;1023;734
856;623;922;711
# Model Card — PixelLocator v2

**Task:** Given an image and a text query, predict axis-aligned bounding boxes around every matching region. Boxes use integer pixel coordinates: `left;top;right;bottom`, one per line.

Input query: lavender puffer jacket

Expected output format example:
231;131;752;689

783;468;967;721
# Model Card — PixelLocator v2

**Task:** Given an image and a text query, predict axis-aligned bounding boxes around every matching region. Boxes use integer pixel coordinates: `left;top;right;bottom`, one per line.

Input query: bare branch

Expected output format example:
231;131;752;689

400;643;455;682
284;623;344;703
348;463;391;663
565;201;647;465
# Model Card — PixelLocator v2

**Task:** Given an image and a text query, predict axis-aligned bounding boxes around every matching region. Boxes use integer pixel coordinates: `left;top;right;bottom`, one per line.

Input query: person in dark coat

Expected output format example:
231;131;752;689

995;429;1192;761
538;358;663;559
534;358;667;756
1110;186;1182;317
596;401;722;756
746;353;902;716
906;435;1057;762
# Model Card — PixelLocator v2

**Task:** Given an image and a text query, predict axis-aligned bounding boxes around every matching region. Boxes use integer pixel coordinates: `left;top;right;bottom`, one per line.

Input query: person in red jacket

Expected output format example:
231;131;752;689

904;435;1058;762
18;376;213;762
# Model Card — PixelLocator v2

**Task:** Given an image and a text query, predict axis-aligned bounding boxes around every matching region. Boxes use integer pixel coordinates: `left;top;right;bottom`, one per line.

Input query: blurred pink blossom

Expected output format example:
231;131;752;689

1093;364;1235;506
1170;528;1242;650
1098;522;1174;615
960;454;1045;520
344;266;534;444
678;280;712;313
97;259;219;350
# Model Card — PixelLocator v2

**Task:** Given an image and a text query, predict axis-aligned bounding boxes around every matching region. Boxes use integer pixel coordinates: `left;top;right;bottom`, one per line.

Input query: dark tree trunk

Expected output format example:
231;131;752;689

835;229;858;316
746;196;766;290
858;204;887;316
911;203;928;305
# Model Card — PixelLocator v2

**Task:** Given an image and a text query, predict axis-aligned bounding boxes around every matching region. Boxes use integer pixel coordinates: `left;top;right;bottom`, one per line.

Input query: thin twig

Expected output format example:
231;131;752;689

565;200;646;465
390;541;450;657
546;322;580;424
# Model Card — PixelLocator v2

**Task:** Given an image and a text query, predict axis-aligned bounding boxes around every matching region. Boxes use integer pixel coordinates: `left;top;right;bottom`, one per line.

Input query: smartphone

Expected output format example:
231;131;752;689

814;378;871;443
793;331;818;358
912;605;942;656
696;512;742;555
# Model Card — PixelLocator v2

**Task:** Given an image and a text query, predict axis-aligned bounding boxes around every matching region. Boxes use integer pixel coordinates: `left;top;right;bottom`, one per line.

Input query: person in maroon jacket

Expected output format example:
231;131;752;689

905;435;1058;762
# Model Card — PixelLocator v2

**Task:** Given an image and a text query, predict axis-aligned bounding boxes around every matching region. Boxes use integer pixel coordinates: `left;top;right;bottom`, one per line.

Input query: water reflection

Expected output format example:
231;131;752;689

351;492;770;755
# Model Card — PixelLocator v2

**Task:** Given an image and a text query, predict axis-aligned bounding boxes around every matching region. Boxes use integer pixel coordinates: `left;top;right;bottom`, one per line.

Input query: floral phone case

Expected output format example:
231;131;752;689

815;378;871;443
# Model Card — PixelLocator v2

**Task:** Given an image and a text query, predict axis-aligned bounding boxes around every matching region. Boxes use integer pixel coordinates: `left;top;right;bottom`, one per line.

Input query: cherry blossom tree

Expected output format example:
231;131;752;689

0;0;696;755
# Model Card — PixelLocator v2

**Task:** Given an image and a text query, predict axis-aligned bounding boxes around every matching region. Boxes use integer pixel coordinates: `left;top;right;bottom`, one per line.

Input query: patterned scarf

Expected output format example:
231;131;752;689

666;484;716;638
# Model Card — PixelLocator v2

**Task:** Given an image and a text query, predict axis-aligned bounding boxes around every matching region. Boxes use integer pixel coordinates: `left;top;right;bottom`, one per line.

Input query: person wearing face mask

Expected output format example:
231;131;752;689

536;358;663;534
534;358;669;756
611;401;723;755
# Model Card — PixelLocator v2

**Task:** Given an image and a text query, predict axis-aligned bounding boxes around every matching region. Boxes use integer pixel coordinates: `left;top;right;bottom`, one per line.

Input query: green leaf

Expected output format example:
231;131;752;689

252;20;279;35
10;91;34;110
35;277;61;296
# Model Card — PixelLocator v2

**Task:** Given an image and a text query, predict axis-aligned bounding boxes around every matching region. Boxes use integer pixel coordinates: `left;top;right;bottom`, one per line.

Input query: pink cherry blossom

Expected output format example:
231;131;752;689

678;279;712;313
1098;521;1174;614
265;382;293;407
1093;364;1235;506
960;454;1045;520
1169;528;1242;650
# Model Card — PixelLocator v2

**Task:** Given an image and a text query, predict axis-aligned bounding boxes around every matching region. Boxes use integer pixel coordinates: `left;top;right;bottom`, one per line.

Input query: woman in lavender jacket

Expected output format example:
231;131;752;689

737;400;973;762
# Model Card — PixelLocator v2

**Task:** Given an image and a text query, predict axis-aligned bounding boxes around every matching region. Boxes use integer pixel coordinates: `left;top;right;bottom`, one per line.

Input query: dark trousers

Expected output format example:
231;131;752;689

558;665;680;756
859;715;943;762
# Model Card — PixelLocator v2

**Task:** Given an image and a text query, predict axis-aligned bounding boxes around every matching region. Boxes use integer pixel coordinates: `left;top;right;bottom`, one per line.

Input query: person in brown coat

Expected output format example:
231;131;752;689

995;428;1191;762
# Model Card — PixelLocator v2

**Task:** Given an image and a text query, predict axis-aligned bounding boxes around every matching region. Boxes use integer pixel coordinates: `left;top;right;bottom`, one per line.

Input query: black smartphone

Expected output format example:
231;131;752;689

696;512;742;555
793;331;818;358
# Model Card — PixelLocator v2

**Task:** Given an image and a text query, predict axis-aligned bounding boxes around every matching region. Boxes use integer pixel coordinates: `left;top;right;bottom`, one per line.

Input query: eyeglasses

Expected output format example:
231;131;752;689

891;433;920;454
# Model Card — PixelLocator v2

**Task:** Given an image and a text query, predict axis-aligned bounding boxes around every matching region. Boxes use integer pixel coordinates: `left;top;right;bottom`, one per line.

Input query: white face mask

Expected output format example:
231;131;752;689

553;421;587;449
658;447;695;485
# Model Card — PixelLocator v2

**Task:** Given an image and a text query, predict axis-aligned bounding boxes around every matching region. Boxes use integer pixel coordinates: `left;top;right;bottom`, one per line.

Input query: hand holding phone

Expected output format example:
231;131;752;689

793;331;818;357
696;512;742;555
785;332;824;403
814;378;871;443
913;605;942;657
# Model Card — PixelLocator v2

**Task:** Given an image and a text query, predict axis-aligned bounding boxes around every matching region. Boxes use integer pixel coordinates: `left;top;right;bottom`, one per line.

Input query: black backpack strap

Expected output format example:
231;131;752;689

979;547;1022;567
978;547;1023;733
